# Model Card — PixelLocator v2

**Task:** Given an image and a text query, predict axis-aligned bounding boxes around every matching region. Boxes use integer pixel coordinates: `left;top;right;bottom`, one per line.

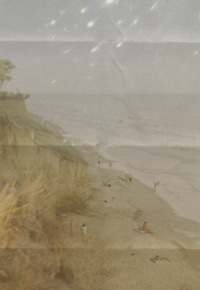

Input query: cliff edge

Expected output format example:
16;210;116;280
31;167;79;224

0;96;91;289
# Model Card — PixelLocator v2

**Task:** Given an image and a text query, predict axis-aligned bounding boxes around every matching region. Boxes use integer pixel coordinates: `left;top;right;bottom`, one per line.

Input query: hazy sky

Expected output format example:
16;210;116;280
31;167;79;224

0;0;200;94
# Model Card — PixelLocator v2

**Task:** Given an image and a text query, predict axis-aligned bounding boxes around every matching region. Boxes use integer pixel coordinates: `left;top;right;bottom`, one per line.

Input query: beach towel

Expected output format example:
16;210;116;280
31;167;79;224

134;226;152;234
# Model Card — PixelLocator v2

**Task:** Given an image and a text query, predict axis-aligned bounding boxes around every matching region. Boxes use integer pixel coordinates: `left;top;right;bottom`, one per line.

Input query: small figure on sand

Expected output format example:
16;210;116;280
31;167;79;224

154;181;159;189
134;221;153;235
102;180;112;187
109;160;112;167
128;173;132;184
29;128;35;140
70;219;75;237
107;180;112;187
102;197;116;203
82;223;88;242
150;255;170;263
98;157;101;165
142;221;150;232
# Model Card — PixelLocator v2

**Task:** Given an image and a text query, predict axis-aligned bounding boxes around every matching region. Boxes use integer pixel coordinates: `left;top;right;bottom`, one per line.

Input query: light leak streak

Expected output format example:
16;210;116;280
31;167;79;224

81;7;88;13
52;36;56;40
63;27;67;31
117;42;122;47
151;2;158;10
51;20;57;25
117;20;123;24
131;19;138;26
194;50;198;55
91;63;95;66
91;46;98;53
87;21;95;27
59;10;65;15
64;49;72;54
52;80;57;84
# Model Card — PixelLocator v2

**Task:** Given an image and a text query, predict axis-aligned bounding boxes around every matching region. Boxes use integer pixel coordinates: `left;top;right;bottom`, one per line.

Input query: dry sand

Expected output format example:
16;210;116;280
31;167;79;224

57;145;200;290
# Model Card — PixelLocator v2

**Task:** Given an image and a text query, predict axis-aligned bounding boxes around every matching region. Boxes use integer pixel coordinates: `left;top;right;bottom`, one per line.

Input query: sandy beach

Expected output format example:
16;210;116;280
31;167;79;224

1;108;200;289
55;144;200;290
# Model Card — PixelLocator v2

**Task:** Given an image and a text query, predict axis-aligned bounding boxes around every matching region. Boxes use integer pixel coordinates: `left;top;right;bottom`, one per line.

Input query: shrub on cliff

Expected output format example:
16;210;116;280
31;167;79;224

0;59;15;91
0;91;30;100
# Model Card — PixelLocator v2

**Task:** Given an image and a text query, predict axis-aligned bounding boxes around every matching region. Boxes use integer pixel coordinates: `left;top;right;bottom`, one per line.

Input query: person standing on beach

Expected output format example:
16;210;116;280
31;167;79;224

109;160;112;167
107;180;112;187
128;173;132;184
125;173;128;183
98;157;101;165
70;219;75;237
82;223;88;242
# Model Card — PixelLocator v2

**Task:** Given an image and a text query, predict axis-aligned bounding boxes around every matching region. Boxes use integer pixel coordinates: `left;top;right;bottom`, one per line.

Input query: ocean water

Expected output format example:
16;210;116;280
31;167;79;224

26;94;200;223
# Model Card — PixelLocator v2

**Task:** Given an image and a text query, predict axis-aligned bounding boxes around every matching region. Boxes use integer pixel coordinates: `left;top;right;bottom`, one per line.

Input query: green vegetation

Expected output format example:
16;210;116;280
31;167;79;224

0;91;30;100
0;59;30;99
0;59;15;91
8;112;86;164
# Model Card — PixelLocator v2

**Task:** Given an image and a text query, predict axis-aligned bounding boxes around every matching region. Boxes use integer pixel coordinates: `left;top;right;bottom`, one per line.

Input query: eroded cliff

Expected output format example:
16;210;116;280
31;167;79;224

0;99;91;289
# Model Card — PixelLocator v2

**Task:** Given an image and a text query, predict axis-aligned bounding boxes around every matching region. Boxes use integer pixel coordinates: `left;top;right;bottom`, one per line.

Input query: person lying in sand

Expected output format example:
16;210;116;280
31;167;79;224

128;173;132;183
101;197;116;203
150;255;169;263
110;197;115;202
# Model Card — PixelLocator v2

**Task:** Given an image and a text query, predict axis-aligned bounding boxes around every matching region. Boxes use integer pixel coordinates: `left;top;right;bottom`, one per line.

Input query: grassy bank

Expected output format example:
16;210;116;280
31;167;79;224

7;112;86;163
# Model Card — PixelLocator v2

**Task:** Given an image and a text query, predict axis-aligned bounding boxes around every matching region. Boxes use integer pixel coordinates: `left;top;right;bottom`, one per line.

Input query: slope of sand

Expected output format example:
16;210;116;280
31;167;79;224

59;145;200;290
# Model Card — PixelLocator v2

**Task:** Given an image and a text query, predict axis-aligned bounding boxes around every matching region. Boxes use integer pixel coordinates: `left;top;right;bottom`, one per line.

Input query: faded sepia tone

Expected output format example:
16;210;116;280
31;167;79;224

0;1;200;289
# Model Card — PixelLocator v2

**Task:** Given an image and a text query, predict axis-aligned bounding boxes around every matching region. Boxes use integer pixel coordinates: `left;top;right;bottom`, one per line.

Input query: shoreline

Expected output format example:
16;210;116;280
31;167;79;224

28;111;200;248
83;145;200;249
27;110;200;288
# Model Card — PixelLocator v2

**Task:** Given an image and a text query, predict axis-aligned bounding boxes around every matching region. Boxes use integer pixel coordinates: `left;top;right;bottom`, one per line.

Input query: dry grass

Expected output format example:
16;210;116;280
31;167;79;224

0;170;65;289
0;171;63;250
